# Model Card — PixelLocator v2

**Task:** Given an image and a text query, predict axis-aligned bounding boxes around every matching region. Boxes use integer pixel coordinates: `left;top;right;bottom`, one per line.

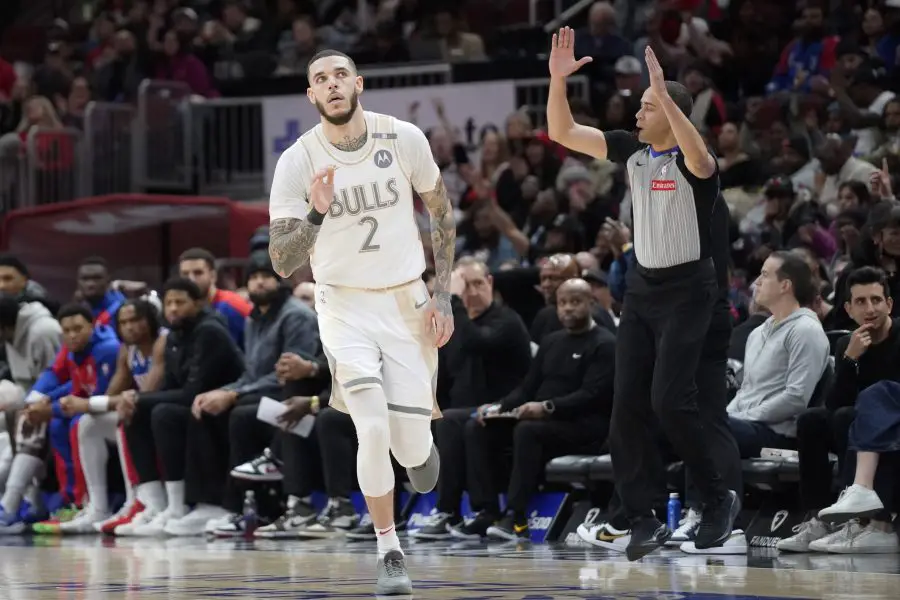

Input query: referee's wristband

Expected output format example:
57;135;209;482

307;206;326;226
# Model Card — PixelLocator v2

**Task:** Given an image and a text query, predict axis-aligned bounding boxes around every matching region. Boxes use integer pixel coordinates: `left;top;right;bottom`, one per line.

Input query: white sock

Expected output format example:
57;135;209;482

376;524;402;558
78;416;114;513
164;480;187;514
1;454;43;515
136;481;166;512
0;445;13;494
24;484;43;515
115;424;136;507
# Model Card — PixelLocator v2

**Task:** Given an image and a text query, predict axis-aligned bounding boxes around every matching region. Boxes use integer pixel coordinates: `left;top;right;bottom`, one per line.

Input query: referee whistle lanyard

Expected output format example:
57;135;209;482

649;145;680;158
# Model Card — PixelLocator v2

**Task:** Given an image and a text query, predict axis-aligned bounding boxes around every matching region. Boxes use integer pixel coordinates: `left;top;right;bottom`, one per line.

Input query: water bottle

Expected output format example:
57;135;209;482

666;492;682;531
242;490;258;535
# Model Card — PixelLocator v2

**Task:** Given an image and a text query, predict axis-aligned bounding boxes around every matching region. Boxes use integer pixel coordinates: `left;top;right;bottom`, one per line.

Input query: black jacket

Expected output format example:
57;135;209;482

137;307;244;406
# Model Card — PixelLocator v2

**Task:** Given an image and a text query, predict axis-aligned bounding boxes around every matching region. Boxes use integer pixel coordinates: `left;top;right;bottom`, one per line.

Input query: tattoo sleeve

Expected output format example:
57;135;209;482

419;174;456;315
268;216;322;277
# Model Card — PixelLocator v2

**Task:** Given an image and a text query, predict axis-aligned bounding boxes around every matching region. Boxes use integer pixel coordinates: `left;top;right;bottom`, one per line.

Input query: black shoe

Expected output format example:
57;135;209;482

449;510;495;540
694;489;741;550
411;511;460;540
346;522;376;541
625;517;671;561
486;512;530;542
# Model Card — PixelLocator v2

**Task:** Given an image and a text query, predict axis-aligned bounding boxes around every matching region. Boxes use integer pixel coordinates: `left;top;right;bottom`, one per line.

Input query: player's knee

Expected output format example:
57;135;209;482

77;414;96;440
389;421;432;468
354;413;390;452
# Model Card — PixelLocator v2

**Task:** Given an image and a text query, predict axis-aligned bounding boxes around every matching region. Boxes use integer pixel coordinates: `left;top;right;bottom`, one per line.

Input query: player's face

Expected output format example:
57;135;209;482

557;288;592;330
117;304;147;345
61;314;93;353
307;56;363;126
164;290;199;326
179;259;215;297
458;265;493;319
635;88;668;144
77;264;109;303
846;283;892;329
0;266;27;297
247;272;280;306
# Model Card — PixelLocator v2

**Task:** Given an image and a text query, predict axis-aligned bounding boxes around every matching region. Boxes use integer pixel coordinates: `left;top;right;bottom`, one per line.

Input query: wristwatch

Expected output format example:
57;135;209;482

842;354;859;373
542;400;556;414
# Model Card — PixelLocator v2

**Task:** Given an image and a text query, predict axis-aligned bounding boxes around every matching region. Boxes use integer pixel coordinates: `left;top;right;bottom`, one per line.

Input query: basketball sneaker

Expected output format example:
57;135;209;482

666;508;702;546
406;443;440;494
486;511;530;542
296;497;358;538
449;510;494;541
680;529;748;554
776;517;831;553
59;506;112;534
254;497;318;539
32;504;80;535
95;500;145;535
230;448;283;482
576;520;630;552
375;550;413;596
410;510;459;541
113;506;159;536
0;505;26;535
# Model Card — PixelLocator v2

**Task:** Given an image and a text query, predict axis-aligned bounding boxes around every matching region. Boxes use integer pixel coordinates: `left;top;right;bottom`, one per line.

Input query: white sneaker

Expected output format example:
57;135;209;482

114;507;158;536
164;506;230;536
666;508;701;547
776;517;831;552
810;520;900;554
59;507;112;534
680;529;747;554
205;513;238;534
131;508;183;537
575;521;630;552
818;485;884;523
230;449;283;482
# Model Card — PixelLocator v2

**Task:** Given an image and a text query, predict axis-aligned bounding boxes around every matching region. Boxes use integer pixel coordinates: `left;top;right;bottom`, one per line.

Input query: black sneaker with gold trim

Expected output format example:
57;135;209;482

486;512;530;542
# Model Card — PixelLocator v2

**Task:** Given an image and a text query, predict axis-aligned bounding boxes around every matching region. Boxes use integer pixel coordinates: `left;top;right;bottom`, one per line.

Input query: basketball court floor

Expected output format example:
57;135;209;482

0;535;896;599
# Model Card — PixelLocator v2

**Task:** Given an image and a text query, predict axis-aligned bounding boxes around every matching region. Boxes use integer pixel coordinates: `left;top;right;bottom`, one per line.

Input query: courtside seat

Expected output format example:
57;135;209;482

545;455;602;484
741;458;800;489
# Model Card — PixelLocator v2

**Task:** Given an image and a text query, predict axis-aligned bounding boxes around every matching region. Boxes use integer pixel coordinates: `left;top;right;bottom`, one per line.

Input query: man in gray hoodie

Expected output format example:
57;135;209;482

0;297;63;413
726;251;830;458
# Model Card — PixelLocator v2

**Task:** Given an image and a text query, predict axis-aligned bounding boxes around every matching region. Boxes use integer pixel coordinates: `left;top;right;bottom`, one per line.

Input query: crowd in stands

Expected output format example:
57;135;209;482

0;0;899;558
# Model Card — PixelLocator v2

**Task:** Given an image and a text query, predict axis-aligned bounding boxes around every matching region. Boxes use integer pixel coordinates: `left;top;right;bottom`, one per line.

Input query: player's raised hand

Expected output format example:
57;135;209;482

309;166;336;214
426;292;454;348
549;27;592;78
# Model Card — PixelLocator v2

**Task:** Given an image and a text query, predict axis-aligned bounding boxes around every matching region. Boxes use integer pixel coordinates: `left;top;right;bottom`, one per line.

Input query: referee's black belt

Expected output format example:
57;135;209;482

635;258;714;282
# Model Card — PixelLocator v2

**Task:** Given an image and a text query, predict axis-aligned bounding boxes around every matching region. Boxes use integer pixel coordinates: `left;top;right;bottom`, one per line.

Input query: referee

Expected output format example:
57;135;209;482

546;28;739;560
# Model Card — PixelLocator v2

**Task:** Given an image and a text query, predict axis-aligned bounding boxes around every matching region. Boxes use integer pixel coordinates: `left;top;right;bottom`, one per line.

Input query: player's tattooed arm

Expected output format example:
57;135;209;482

268;217;321;277
420;174;456;315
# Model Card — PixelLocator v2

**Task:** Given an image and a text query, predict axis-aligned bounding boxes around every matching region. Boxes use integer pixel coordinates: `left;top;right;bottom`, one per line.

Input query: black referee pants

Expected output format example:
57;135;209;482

609;258;727;521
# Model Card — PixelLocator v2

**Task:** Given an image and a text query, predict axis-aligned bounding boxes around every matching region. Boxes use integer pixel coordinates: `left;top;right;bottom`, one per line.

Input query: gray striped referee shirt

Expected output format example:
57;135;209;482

605;131;719;269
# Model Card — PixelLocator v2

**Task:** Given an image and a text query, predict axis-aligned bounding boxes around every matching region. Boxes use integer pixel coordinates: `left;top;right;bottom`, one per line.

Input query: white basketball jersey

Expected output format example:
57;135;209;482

270;111;439;290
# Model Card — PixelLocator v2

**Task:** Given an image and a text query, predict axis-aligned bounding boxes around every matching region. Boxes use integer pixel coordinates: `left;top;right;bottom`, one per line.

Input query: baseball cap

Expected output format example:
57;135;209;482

614;56;642;76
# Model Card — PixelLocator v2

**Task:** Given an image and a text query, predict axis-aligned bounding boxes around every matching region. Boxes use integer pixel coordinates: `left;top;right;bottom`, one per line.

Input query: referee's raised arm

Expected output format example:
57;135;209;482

546;27;609;160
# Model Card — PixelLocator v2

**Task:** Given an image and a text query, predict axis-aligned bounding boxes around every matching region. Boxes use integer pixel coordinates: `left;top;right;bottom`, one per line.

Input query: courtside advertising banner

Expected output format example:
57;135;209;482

261;81;518;192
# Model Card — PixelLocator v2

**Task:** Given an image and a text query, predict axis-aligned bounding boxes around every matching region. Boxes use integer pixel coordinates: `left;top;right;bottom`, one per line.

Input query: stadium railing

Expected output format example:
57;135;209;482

0;65;590;210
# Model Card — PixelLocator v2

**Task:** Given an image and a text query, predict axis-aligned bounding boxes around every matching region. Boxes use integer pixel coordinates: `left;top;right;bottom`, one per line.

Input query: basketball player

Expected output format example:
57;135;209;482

57;299;167;534
268;49;455;595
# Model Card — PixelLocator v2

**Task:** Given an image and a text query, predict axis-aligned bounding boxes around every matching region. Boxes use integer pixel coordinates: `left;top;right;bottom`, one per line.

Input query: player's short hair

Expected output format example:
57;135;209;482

306;49;357;79
0;254;29;277
0;295;21;329
178;248;216;270
770;251;817;307
845;266;890;300
79;256;108;270
163;277;204;301
57;302;94;324
116;298;162;340
664;81;693;117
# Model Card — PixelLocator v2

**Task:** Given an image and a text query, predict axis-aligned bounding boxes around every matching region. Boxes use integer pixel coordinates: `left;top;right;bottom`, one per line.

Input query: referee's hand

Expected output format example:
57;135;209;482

549;27;592;78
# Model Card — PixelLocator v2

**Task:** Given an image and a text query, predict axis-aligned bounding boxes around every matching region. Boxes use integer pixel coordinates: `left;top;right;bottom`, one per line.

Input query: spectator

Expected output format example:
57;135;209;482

780;266;900;553
293;281;315;311
178;248;252;348
275;15;321;76
60;76;92;130
0;254;58;314
91;30;144;103
413;258;531;539
0;303;119;534
767;3;839;94
432;7;486;63
725;251;830;457
156;30;217;98
114;277;244;536
575;1;631;67
453;279;615;540
815;133;879;215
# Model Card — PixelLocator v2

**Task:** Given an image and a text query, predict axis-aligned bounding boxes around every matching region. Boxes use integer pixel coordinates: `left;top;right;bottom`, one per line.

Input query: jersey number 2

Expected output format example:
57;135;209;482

359;216;381;253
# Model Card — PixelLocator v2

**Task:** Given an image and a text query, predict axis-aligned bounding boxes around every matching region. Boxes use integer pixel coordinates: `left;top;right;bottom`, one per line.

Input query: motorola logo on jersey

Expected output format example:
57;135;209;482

374;149;393;168
328;177;401;218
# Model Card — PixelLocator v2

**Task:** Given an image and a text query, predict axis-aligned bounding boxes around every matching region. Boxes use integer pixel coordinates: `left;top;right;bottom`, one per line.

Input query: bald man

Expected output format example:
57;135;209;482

452;277;617;541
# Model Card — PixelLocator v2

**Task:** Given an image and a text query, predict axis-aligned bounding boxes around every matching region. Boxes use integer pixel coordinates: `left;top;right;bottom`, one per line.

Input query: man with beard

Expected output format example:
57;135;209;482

178;248;252;348
268;49;454;595
195;254;319;535
816;133;878;214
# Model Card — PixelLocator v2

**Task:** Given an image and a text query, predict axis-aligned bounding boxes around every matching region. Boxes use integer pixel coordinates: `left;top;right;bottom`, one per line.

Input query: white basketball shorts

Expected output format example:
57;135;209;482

315;278;440;420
